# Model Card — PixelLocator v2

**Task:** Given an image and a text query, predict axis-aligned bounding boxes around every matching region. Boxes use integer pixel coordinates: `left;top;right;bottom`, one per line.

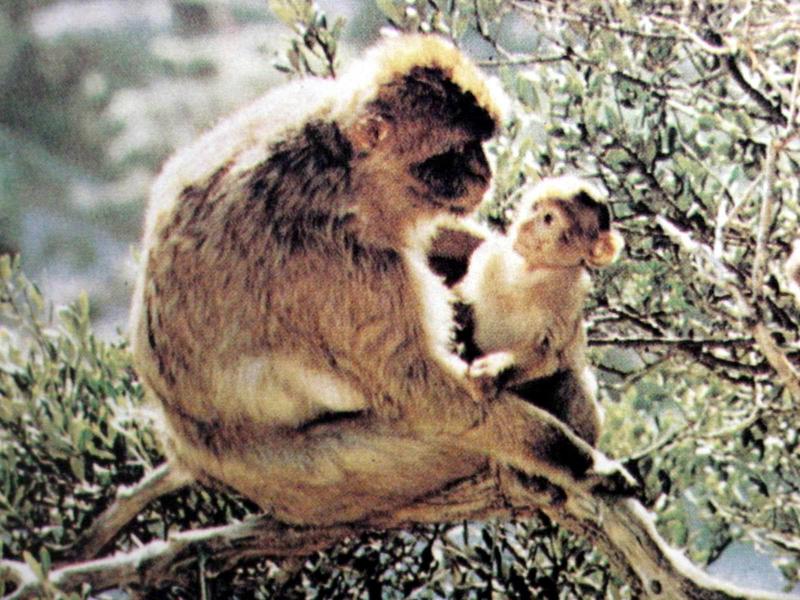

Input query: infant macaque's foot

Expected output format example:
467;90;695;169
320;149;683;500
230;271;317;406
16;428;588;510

469;351;516;379
468;351;516;398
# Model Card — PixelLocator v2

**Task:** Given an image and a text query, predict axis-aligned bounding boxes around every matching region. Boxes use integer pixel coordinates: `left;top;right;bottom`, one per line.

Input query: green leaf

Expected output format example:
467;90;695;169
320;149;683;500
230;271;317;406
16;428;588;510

725;165;743;187
0;255;11;281
23;551;44;581
77;292;90;323
268;0;309;26
40;548;51;575
69;456;86;481
669;520;689;546
514;75;540;110
697;114;717;131
605;148;630;170
28;284;44;316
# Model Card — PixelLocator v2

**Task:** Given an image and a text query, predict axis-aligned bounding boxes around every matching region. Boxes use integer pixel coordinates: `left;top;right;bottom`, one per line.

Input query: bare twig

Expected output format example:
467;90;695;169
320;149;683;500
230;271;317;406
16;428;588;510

725;56;788;127
589;336;753;349
751;140;778;296
627;427;685;462
717;174;764;245
3;518;359;600
0;562;36;600
70;463;194;561
658;216;800;399
751;322;800;399
656;216;745;305
649;15;739;55
785;48;800;131
477;54;569;68
511;2;686;42
575;498;798;600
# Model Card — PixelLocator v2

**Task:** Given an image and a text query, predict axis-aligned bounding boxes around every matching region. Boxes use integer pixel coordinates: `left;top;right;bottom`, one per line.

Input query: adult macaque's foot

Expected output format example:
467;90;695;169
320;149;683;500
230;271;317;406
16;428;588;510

584;452;639;497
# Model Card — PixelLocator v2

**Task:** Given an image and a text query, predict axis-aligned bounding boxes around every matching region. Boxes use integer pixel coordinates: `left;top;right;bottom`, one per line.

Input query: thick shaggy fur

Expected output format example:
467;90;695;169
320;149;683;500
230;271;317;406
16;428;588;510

131;35;631;524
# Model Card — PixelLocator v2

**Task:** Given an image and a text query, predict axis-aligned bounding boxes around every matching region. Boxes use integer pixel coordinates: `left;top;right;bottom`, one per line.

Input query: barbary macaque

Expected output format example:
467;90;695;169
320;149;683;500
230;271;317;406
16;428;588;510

130;34;634;526
459;176;623;384
457;176;623;443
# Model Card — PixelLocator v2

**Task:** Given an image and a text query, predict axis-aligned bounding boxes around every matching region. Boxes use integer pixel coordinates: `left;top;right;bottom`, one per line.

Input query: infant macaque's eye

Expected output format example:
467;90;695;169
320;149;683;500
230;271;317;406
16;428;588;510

543;213;554;225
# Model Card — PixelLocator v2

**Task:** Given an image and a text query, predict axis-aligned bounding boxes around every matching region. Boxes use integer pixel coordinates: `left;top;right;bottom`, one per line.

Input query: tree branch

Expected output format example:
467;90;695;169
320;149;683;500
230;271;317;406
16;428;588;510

2;465;797;599
752;140;778;296
589;336;753;349
751;322;800;399
657;216;800;399
725;55;788;127
70;463;194;561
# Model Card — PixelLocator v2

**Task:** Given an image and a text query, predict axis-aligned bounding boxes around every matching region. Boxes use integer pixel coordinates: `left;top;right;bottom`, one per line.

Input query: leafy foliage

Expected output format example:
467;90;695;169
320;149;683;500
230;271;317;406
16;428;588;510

0;257;257;597
269;0;344;77
2;0;800;597
0;254;619;598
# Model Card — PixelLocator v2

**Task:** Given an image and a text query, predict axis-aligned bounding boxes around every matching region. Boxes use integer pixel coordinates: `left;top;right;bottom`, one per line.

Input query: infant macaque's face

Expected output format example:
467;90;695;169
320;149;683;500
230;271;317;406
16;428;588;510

512;198;599;268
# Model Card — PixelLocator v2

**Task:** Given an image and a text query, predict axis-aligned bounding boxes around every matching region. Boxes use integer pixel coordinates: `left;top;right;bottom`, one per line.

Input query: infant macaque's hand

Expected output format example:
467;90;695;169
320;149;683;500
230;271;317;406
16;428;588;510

469;351;516;378
469;351;516;397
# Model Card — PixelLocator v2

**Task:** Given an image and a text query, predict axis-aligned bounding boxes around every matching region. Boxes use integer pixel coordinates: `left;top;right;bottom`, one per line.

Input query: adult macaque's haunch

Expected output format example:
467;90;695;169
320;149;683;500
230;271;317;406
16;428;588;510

458;176;624;445
130;34;634;526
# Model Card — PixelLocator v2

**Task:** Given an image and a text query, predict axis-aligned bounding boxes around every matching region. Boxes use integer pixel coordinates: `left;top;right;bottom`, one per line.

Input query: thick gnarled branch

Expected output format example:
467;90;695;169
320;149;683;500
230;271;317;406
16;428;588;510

1;464;796;600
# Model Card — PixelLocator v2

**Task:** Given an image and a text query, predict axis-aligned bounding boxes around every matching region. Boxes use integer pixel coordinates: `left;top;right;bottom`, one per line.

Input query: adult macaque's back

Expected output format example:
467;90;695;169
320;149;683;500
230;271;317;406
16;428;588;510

131;34;633;525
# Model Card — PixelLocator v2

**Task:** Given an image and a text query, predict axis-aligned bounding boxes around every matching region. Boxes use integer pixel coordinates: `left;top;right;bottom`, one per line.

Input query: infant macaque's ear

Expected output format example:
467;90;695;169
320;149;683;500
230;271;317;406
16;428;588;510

587;230;624;267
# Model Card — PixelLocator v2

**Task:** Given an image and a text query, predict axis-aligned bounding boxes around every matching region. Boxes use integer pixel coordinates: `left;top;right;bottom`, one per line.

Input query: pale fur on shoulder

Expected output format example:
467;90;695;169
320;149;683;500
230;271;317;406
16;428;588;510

142;33;507;252
142;77;339;249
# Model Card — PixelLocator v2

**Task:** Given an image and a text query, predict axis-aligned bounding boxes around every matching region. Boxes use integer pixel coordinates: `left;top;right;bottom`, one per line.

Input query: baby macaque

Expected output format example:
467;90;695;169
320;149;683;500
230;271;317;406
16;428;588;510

459;176;623;390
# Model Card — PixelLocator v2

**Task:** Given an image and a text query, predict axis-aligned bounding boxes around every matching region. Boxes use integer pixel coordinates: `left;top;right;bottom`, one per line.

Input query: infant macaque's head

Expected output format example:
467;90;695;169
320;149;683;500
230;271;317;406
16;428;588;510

509;176;624;269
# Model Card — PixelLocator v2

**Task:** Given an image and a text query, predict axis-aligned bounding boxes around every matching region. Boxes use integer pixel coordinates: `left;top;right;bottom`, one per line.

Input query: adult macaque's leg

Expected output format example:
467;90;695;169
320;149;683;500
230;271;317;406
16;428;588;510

455;392;634;496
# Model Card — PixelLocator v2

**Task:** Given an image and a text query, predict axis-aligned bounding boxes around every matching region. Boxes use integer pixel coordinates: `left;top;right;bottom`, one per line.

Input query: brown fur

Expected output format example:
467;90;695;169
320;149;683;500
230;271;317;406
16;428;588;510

131;36;633;526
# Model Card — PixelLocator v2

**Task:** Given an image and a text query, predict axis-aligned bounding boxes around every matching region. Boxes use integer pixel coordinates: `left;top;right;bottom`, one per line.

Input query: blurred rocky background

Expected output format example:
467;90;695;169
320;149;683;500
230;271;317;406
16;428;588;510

1;0;387;337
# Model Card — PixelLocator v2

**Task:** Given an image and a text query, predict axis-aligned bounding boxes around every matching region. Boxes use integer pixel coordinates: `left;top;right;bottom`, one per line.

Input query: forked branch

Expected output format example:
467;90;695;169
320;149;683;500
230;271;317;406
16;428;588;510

71;463;194;561
1;464;796;600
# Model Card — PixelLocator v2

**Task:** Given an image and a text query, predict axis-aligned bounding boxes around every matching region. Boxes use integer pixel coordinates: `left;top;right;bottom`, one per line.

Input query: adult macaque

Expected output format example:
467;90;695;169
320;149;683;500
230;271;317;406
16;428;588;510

130;34;634;526
458;176;623;443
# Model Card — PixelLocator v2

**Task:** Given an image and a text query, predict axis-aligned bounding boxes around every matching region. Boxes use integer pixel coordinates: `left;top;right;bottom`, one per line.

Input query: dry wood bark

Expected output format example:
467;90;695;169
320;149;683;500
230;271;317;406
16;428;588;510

1;462;797;599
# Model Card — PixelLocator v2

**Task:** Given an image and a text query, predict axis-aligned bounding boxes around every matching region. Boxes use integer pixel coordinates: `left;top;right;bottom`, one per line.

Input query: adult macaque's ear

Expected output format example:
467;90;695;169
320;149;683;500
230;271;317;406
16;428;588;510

588;230;624;267
348;115;392;153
